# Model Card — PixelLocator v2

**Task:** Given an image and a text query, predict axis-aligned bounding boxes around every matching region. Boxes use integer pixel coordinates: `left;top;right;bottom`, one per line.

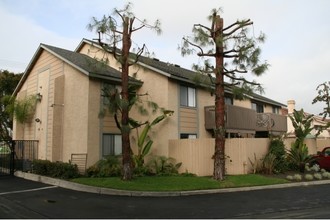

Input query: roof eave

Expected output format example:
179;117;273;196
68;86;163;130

13;44;44;96
89;72;143;86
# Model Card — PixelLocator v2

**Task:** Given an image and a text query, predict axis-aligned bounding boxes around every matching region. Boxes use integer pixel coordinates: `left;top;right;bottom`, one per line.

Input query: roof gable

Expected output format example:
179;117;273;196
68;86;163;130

13;43;142;96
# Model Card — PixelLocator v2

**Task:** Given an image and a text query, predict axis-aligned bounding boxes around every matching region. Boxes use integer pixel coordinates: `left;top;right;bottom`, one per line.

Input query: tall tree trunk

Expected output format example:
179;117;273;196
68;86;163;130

121;17;133;180
213;15;226;181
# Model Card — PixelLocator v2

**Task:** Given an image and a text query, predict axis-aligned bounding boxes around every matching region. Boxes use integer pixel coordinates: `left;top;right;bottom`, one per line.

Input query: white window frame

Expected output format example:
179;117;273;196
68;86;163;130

180;85;196;108
180;133;197;139
102;134;122;156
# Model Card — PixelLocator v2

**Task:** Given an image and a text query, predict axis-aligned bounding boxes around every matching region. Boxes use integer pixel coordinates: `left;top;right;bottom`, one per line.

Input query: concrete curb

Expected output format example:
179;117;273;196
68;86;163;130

14;171;330;197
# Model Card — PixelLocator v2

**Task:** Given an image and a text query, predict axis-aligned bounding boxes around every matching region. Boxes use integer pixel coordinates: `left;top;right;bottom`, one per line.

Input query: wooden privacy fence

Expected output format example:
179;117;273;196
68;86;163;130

168;138;330;176
168;138;269;176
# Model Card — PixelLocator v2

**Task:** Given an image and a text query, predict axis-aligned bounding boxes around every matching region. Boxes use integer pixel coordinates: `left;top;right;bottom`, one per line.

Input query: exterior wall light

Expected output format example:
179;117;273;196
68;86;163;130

36;93;42;102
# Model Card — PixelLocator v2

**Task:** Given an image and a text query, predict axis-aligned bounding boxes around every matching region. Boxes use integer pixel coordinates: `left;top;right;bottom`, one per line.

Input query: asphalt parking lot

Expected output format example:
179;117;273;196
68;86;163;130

1;175;330;218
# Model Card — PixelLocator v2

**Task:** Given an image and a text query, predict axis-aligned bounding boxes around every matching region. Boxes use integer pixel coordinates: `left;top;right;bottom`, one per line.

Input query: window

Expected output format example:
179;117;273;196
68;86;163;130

180;133;197;139
272;106;280;114
225;96;233;105
180;85;196;107
252;102;264;113
102;134;122;156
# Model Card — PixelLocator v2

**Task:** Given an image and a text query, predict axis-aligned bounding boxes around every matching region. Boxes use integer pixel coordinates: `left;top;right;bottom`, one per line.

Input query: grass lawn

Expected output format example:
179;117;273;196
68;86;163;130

71;174;289;192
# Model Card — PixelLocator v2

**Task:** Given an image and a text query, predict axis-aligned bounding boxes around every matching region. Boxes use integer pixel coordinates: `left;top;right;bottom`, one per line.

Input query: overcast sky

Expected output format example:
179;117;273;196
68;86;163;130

0;0;329;115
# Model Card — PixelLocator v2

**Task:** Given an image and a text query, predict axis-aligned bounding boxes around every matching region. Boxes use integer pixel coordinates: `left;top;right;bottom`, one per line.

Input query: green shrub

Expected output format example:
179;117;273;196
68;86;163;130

286;175;293;180
32;159;80;179
262;153;276;175
287;143;312;172
304;174;314;181
293;174;302;181
147;156;182;176
313;173;323;180
322;172;330;178
86;155;121;177
268;138;288;173
310;164;320;172
248;153;263;174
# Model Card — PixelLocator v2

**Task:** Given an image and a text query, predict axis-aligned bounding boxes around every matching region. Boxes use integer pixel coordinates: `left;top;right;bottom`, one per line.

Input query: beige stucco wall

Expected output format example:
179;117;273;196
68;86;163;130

13;50;65;160
197;88;214;138
234;99;251;109
78;42;179;157
87;79;102;166
61;64;89;163
129;63;174;157
13;48;103;167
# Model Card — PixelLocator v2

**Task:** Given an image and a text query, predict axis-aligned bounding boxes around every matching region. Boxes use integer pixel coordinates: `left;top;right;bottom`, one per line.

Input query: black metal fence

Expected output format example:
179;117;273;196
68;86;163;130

0;141;14;176
13;140;38;172
0;140;38;176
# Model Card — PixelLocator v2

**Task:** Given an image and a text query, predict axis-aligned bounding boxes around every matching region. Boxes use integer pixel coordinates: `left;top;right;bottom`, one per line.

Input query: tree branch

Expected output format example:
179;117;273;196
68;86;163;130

128;44;146;66
224;67;248;75
198;52;216;57
223;54;239;58
194;23;212;32
225;73;260;86
223;20;253;37
223;21;241;32
132;24;146;32
183;38;205;56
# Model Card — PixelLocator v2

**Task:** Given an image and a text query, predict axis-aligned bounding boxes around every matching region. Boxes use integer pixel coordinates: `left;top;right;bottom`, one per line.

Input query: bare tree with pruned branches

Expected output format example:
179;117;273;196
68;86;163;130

87;2;161;181
180;8;268;180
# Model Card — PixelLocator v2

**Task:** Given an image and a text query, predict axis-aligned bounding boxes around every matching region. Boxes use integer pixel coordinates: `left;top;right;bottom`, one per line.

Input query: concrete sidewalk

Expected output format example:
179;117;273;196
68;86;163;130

14;171;330;197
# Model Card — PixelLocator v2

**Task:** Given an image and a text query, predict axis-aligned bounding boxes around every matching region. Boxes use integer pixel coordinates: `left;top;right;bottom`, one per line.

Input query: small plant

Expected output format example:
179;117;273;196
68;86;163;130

86;155;122;177
293;174;302;181
262;153;277;175
287;143;312;173
147;156;182;176
320;168;326;173
313;173;323;180
304;174;314;181
248;153;262;174
310;164;320;172
322;172;330;178
133;110;173;170
7;95;38;124
286;175;293;180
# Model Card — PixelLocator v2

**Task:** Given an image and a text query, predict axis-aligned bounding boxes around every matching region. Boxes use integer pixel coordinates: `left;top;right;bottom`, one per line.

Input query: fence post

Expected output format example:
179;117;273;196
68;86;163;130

10;140;16;175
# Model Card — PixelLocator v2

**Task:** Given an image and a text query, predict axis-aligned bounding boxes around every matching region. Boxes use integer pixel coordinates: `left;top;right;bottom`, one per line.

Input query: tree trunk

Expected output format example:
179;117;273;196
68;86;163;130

213;15;226;181
121;17;133;181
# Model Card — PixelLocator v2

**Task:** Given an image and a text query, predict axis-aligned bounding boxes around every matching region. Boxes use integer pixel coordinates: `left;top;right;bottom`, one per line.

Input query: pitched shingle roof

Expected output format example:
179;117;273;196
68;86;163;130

77;39;287;107
41;44;141;85
13;43;142;96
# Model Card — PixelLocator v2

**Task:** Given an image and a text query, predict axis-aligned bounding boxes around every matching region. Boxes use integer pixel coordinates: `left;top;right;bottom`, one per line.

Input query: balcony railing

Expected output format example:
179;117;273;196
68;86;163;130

204;105;287;135
256;113;287;133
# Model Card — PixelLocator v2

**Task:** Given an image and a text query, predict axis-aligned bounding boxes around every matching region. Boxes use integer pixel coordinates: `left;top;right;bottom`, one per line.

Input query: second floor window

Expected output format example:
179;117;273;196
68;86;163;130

252;102;264;113
180;85;196;107
225;96;233;105
272;106;280;114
